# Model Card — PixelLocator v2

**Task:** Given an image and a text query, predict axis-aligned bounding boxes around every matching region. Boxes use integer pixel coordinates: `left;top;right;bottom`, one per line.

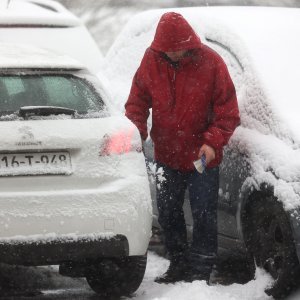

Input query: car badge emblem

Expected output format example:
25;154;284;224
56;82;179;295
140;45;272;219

19;126;34;140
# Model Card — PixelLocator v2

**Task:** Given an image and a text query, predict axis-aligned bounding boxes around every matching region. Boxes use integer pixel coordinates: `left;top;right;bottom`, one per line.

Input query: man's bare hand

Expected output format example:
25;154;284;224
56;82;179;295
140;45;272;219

198;144;216;165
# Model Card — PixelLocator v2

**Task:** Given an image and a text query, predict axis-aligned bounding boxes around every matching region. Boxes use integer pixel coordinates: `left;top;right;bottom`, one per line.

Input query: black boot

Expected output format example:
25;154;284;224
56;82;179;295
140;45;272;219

155;255;188;284
183;268;211;284
182;252;216;284
183;253;215;284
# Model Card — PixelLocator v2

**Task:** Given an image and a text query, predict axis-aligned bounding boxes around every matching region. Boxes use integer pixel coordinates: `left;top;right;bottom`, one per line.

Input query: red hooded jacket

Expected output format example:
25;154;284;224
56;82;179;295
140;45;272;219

125;12;240;171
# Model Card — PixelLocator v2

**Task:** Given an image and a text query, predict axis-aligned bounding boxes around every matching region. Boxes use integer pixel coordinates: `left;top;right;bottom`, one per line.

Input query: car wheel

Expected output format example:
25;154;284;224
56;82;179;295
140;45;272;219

246;196;300;299
85;254;147;298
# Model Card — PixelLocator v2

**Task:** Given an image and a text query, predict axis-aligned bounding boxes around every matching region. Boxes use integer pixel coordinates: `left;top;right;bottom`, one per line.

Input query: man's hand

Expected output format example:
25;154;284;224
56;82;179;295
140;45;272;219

198;144;216;165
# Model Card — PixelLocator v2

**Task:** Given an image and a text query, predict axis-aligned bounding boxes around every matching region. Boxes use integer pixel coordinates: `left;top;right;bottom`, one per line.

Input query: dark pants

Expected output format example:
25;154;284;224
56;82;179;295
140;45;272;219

156;162;219;274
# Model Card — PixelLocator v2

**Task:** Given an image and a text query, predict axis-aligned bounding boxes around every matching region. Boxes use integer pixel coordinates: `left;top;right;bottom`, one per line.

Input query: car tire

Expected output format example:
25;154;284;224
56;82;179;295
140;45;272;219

85;254;147;298
245;196;300;299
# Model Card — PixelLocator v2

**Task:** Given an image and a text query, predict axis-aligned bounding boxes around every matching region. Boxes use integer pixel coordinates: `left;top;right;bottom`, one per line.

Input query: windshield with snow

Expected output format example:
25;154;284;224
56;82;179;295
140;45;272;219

0;73;106;120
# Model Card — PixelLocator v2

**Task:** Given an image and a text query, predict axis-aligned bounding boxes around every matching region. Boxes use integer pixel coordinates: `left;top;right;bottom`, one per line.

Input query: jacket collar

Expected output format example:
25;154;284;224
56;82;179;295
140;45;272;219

160;49;199;68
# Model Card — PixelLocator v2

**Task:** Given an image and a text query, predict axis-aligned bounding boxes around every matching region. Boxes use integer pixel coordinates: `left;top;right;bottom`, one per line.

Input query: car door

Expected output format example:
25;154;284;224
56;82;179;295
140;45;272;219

205;38;247;253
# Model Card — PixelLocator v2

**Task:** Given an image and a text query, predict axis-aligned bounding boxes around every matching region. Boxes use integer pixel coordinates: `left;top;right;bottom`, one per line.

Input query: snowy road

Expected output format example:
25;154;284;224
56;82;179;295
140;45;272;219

0;252;274;300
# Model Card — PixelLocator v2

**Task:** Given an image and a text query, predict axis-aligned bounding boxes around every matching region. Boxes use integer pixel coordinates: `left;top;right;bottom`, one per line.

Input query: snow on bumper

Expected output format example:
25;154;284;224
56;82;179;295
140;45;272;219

0;174;152;261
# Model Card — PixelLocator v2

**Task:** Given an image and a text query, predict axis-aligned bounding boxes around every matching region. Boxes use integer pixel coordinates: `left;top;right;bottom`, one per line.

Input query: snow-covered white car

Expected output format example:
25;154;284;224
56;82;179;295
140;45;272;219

0;0;103;74
0;43;152;298
102;6;300;299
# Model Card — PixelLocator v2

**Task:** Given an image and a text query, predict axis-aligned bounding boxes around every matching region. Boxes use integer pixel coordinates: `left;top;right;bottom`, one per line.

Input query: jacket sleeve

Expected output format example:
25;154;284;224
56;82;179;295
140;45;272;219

125;65;152;141
203;58;240;151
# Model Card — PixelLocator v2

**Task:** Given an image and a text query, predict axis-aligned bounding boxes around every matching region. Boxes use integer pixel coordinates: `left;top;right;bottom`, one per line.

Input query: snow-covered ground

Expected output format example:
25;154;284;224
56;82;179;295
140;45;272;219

134;253;272;300
0;252;273;299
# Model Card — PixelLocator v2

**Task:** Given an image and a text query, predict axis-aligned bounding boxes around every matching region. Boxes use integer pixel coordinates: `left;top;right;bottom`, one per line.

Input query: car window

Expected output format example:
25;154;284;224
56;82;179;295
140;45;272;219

206;38;244;93
0;74;105;118
5;77;26;96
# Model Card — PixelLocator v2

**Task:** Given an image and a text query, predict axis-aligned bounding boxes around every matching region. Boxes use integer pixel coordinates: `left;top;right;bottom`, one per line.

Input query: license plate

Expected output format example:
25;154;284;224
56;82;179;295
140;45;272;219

0;152;71;176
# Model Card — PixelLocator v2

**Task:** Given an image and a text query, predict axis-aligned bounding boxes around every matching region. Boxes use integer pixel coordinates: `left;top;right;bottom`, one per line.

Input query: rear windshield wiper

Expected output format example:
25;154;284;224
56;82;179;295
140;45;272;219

18;106;76;118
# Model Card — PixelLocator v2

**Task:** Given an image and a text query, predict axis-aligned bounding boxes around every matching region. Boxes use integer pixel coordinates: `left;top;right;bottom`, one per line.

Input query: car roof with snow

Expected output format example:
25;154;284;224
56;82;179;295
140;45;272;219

0;0;80;27
104;6;300;143
0;43;84;70
0;0;103;74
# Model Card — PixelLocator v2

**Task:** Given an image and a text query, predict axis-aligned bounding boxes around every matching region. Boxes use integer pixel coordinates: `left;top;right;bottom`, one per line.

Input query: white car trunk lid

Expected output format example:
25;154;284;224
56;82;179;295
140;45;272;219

0;116;141;191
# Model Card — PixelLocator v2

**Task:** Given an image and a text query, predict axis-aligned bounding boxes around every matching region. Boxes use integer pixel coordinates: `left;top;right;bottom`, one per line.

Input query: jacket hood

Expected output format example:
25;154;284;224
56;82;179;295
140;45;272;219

151;12;202;52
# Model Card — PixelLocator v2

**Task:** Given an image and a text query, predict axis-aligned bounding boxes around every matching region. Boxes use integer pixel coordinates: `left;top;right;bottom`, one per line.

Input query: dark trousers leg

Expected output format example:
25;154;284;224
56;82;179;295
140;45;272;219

156;163;188;259
188;167;219;273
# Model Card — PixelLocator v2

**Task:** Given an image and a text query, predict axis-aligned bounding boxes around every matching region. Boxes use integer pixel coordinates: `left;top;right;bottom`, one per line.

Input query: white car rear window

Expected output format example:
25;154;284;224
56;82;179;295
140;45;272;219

0;73;106;119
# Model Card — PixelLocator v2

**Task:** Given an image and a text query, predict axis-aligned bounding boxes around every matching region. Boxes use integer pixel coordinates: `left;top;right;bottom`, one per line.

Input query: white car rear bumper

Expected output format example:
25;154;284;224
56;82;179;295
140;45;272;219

0;176;152;263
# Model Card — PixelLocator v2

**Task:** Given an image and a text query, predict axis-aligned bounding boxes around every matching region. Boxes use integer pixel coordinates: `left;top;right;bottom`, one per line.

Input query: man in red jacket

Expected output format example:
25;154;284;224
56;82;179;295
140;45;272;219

125;12;240;284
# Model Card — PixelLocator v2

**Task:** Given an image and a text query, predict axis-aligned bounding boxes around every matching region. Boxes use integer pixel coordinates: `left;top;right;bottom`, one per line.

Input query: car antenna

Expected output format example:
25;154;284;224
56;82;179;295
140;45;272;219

6;0;11;9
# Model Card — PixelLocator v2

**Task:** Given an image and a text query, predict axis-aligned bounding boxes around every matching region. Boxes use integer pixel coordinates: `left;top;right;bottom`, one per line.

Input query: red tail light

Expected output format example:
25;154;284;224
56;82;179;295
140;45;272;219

100;128;139;156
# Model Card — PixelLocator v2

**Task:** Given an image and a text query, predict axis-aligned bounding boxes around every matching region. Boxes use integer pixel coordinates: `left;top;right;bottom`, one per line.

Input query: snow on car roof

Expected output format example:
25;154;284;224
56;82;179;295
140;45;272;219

184;6;300;142
0;43;84;69
0;0;80;27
